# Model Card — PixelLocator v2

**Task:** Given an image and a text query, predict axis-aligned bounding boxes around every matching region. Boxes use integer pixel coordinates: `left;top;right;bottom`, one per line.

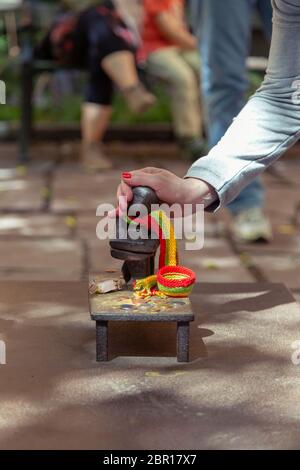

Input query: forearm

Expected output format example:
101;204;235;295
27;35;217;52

187;86;300;209
186;0;300;210
167;29;196;50
156;13;197;50
180;178;218;209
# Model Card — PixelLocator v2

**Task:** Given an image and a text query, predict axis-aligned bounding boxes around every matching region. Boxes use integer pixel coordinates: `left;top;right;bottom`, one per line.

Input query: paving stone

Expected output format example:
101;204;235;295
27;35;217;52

181;255;254;282
291;289;300;304
0;143;55;177
88;239;124;274
267;160;300;186
51;171;119;213
177;239;254;282
0;239;83;281
180;211;226;240
88;229;253;282
238;232;300;255
263;164;295;187
52;163;190;215
203;213;226;238
76;215;103;241
284;142;300;159
265;188;300;220
0;163;54;181
105;142;181;166
77;212;225;243
262;160;300;187
0;177;46;211
1;143;300;287
30;142;66;162
0;144;18;166
55;142;186;171
0;214;72;238
246;253;300;289
0;282;299;449
0;167;28;181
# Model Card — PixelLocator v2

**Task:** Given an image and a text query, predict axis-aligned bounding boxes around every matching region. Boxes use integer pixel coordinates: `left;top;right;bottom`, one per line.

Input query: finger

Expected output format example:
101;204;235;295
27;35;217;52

126;167;162;176
117;182;132;205
122;170;161;190
117;181;135;217
116;184;123;200
141;167;162;174
118;194;128;217
119;181;133;201
123;167;160;175
107;207;119;219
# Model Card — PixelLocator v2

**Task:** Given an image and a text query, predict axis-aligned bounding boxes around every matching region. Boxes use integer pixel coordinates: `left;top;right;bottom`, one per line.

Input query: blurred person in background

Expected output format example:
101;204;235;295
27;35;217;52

189;0;273;243
139;0;205;161
37;0;155;172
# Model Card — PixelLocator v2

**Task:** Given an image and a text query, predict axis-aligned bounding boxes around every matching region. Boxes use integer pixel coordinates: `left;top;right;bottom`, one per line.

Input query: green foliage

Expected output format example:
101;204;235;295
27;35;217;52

32;85;172;123
248;72;264;96
0;77;173;124
0;64;263;124
111;86;172;124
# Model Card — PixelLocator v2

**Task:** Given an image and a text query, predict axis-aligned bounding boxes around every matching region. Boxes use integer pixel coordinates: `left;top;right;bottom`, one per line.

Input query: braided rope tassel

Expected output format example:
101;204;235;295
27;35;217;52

128;211;196;298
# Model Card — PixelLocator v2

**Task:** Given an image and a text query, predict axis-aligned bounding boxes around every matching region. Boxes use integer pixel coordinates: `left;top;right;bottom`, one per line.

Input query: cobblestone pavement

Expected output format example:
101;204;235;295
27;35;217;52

1;142;300;299
1;142;300;450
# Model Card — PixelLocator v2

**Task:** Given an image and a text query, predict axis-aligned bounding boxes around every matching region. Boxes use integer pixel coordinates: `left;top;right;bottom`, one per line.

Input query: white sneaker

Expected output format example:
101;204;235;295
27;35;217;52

231;208;273;243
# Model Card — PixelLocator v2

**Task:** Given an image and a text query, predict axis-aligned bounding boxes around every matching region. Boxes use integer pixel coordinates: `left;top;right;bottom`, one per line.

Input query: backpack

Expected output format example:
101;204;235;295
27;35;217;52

49;3;137;67
50;13;79;66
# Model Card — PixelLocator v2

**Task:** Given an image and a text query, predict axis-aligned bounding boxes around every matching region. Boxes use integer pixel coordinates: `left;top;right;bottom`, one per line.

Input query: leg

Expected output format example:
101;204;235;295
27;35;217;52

179;49;206;156
101;50;140;90
187;0;300;206
227;1;272;219
85;11;154;114
101;51;156;114
228;178;265;216
80;103;112;170
81;103;112;144
197;0;268;229
177;321;190;363
257;0;273;41
96;321;108;362
147;48;202;140
80;54;114;171
198;0;253;147
180;49;201;77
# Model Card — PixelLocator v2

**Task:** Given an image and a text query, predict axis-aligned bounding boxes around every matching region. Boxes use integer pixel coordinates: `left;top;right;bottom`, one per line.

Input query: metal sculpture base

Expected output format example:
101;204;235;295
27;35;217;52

89;276;194;363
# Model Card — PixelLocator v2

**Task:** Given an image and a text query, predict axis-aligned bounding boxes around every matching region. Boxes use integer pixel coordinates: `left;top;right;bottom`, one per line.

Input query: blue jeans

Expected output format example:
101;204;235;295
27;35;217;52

190;0;272;215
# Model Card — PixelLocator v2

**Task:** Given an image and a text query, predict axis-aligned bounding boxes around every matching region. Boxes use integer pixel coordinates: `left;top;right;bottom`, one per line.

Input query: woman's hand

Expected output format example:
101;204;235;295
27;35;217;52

156;12;197;50
114;167;216;214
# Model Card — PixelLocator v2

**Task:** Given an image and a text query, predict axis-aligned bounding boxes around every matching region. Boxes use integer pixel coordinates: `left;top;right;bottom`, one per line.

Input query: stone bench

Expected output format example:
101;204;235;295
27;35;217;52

89;286;194;363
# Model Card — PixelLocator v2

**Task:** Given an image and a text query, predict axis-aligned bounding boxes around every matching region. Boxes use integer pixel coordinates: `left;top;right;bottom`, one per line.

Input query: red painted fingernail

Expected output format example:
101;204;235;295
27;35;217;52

122;172;132;179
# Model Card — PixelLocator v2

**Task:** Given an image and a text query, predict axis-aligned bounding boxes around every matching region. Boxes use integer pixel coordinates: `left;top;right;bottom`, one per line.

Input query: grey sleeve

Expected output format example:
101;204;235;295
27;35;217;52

186;0;300;210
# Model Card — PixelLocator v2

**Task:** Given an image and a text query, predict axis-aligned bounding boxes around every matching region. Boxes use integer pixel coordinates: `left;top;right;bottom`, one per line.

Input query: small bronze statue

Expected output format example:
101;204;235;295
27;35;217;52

110;186;160;283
